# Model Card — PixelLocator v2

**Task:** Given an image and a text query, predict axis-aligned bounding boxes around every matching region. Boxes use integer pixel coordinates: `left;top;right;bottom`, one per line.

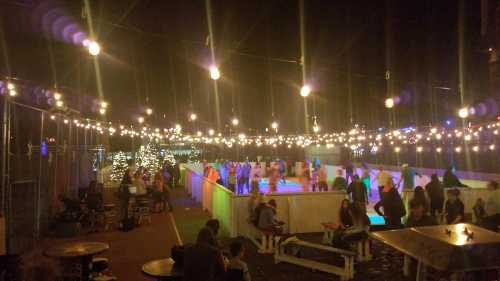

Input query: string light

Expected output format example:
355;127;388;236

458;107;469;119
189;113;197;121
416;146;423;153
9;90;16;97
209;66;220;80
7;83;15;91
146;108;153;115
56;100;64;107
489;144;496;151
385;98;395;108
436;147;442;153
472;146;479;152
99;108;106;115
232;118;239;126
87;41;101;56
138;117;144;124
300;85;311;97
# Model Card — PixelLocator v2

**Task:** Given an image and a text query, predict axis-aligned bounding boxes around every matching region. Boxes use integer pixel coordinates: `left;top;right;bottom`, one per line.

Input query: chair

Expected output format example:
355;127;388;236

103;204;117;231
224;269;244;281
91;257;116;281
134;197;152;225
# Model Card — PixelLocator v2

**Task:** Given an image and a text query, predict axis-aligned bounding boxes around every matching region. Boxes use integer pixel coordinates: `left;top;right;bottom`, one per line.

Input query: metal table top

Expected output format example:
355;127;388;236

370;223;500;271
45;242;109;258
142;258;183;279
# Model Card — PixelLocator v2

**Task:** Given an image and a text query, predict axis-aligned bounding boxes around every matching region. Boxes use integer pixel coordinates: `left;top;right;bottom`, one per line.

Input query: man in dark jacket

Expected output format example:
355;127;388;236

374;186;406;228
347;175;368;206
184;228;226;281
425;174;445;218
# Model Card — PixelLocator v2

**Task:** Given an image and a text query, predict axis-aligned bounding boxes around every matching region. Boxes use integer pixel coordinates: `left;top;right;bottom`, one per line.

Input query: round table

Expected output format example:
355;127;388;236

45;242;109;281
142;258;183;280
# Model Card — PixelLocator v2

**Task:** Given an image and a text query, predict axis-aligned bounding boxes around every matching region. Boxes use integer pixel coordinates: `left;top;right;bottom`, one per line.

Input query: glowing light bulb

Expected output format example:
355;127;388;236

300;85;311;97
9;90;16;96
54;93;61;100
99;108;106;115
395;147;401;153
436;147;442;153
458;107;469;119
101;101;107;108
417;146;423;153
271;121;278;130
489;144;496;151
7;83;15;90
209;66;220;80
138;117;144;124
56;100;64;107
50;115;56;120
313;125;320;133
472;146;479;152
146;108;153;115
385;98;395;108
189;113;197;121
232;118;239;126
88;41;101;56
208;129;214;136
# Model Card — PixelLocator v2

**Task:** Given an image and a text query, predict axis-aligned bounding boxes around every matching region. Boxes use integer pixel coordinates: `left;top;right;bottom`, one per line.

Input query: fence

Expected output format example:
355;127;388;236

182;164;346;238
182;163;493;240
0;98;106;254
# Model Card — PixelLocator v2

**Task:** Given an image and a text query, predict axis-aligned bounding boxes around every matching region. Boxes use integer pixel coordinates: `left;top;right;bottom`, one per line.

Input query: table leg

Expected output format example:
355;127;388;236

416;260;426;281
403;255;410;277
80;255;92;281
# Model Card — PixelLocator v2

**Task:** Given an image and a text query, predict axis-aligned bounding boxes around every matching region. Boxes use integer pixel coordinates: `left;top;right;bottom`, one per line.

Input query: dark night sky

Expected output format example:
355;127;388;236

0;0;492;133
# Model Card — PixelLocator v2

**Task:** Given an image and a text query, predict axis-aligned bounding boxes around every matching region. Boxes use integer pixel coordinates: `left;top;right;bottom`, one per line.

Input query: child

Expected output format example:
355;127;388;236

228;241;252;281
444;188;465;224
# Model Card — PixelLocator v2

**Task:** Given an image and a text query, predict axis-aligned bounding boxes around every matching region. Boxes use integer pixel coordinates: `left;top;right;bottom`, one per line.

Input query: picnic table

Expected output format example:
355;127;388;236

45;241;109;281
370;223;500;280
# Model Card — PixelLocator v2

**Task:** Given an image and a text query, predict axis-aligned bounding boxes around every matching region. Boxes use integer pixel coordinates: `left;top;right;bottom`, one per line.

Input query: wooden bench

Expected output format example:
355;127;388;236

274;239;356;280
321;223;372;262
246;222;278;254
355;239;372;261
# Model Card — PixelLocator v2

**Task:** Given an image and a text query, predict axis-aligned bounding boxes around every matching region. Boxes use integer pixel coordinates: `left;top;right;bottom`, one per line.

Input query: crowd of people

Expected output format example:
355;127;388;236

119;161;181;218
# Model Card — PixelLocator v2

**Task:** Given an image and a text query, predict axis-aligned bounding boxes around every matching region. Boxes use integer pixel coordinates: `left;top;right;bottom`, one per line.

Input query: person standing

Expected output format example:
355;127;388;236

406;200;437;227
376;166;391;200
228;164;237;193
250;162;262;194
301;162;311;192
241;160;252;193
374;184;406;229
361;166;371;198
332;170;348;191
344;161;355;184
311;166;319;192
318;165;328;191
347;175;368;207
425;174;444;219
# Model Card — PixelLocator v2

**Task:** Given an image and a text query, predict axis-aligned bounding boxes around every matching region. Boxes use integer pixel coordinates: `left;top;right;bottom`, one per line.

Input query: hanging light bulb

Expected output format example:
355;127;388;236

385;98;395;108
300;85;311;97
209;66;220;80
232;118;239;126
189;113;197;121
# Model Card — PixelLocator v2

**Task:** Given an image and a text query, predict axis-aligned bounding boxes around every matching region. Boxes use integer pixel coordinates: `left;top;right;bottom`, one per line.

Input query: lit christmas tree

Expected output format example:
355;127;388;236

188;144;201;163
136;142;161;172
111;151;128;181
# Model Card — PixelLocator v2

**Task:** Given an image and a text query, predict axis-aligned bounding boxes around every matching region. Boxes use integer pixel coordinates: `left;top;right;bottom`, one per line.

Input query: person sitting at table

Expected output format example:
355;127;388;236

205;219;221;248
405;199;437;227
257;199;285;235
184;227;226;281
374;183;406;229
443;166;468;188
228;240;252;281
332;203;370;249
412;186;430;214
338;199;354;229
444;188;465;224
